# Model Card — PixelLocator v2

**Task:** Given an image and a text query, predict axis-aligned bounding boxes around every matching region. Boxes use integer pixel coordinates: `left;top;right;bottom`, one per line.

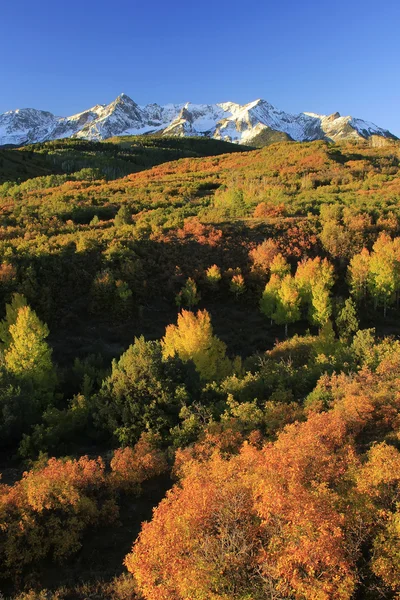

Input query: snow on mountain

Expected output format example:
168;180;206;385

0;94;396;147
163;103;230;136
0;108;59;146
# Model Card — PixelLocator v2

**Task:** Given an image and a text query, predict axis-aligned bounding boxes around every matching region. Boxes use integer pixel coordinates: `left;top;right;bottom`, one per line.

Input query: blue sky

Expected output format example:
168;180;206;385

1;0;399;134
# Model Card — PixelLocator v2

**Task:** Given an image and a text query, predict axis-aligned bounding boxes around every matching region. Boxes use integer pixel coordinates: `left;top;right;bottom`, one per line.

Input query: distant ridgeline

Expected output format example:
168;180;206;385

0;94;396;148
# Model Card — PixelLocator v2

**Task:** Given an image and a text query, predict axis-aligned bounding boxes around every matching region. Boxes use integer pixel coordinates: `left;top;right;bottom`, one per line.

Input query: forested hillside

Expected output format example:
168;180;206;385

1;137;400;600
0;135;250;184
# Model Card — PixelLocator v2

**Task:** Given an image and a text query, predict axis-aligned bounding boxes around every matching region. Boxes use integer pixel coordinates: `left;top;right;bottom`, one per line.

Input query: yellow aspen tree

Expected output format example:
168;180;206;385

348;248;370;302
161;309;230;381
367;235;397;316
0;293;27;349
310;281;332;329
205;264;221;289
260;273;281;325
270;253;291;278
5;305;55;392
272;274;301;336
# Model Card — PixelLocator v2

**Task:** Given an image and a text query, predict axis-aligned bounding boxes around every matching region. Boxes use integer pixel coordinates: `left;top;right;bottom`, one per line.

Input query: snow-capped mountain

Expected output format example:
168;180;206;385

0;94;396;147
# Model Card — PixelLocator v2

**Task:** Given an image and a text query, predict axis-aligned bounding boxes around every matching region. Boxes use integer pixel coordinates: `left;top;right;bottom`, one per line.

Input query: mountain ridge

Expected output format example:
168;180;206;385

0;93;396;147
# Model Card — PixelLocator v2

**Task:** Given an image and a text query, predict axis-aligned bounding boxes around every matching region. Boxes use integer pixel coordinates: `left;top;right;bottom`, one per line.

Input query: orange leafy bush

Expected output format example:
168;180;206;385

126;410;359;600
110;433;168;492
0;456;117;576
126;358;400;599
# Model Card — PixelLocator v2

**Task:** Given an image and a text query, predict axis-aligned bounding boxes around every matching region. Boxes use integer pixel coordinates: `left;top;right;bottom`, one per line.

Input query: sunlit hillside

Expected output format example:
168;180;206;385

1;137;400;600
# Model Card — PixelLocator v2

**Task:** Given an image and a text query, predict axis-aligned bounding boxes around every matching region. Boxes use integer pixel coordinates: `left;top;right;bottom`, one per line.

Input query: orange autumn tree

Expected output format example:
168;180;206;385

125;449;263;600
252;412;358;600
126;353;400;600
125;411;360;600
0;456;118;576
355;442;400;595
249;238;279;274
110;433;168;493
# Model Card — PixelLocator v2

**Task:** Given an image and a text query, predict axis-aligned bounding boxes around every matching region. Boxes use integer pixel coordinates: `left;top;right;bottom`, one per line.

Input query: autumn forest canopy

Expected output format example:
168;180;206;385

1;135;400;599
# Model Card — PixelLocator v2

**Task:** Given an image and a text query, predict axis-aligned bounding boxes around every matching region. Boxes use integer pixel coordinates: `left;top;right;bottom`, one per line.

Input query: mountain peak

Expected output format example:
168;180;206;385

246;98;274;110
112;93;138;108
0;96;396;146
